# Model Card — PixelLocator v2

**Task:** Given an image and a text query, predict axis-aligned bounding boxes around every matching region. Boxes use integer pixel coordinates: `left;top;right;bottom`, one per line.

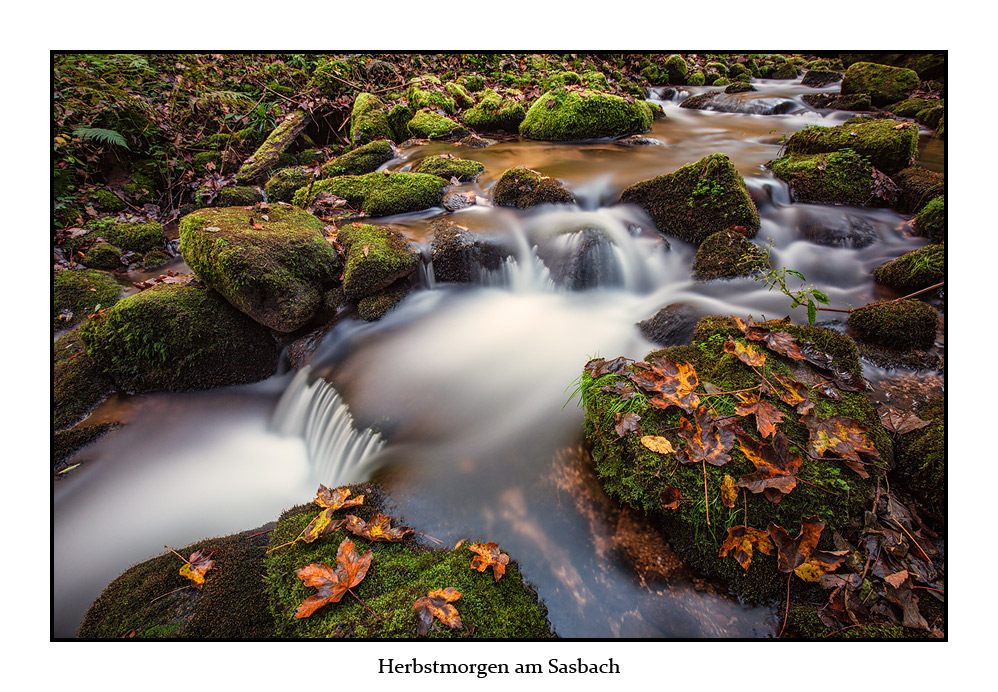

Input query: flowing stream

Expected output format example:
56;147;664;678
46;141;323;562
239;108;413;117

53;79;941;638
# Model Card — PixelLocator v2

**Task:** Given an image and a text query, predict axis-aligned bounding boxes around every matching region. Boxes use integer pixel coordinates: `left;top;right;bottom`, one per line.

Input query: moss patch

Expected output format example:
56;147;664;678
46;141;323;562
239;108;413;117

321;139;396;178
53;422;118;469
462;89;526;132
766;150;872;205
872;245;944;293
841;62;920;107
102;220;165;254
54;330;115;431
692;230;767;280
783;118;918;175
519;87;653;141
412;155;485;182
294;172;447;217
82;242;123;271
54;268;123;329
338;223;419;300
492;167;575;208
894;167;944;214
406;109;469;140
620;153;760;245
407;76;457;114
914;195;945;243
349;93;394;145
265;166;312;204
357;280;411;321
848;299;939;350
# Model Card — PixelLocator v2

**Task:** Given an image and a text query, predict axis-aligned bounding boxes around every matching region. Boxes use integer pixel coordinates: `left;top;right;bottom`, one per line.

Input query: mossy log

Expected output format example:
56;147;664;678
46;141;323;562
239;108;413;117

236;110;310;184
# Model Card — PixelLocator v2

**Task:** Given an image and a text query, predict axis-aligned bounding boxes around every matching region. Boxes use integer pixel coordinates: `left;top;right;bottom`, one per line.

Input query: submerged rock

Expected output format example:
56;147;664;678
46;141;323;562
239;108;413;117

841;62;920;107
179;205;342;332
797;212;879;248
801;69;842;88
519;87;654;141
492;167;575;208
429;218;508;284
458;133;497;148
620;153;759;245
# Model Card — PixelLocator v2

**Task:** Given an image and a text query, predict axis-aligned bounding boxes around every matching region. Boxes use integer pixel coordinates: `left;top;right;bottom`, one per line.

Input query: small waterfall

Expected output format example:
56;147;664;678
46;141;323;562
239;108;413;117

419;256;437;289
479;250;557;292
271;367;385;485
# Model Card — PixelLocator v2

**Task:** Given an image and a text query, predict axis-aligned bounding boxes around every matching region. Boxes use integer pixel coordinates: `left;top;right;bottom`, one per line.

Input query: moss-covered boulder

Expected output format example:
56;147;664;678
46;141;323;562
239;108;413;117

53;268;123;329
847;300;938;350
357;281;411;321
143;250;170;270
914;195;945;243
519;87;654;141
841;62;920;107
349;92;395;145
620;153;760;245
264;487;552;638
892;397;945;517
208;186;262;208
580;315;886;602
692;229;767;280
411;155;485;183
801;70;842;88
429;218;508;283
885;98;937;118
79;283;279;393
386;104;415;143
872;245;944;293
294;172;447;217
445;81;474;109
54;331;115;431
801;93;872;111
79;524;276;639
81;242;123;271
773;63;800;80
664;54;689;84
338;223;419;301
461;89;526;132
407;75;457;114
320;139;396;178
100;220;165;254
179;205;342;333
492;167;575;208
783;118;918;175
894;167;944;214
265;166;312;203
766;149;873;205
235;110;310;184
406;109;469;140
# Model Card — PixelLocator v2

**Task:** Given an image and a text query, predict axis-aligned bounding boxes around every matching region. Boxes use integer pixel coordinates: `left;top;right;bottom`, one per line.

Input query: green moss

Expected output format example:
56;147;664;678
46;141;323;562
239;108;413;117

54;268;122;329
773;63;800;79
687;71;706;86
664;54;689;84
894;166;944;214
461;89;526;132
179;205;341;332
53;422;117;468
386;104;414;143
321;139;396;178
581;70;610;90
93;188;126;213
235;109;310;183
217;186;261;207
620;153;760;245
841;62;920;107
916;104;944;130
265;166;312;204
53;330;115;431
519;87;653;141
264;493;552;638
99;220;164;254
580;316;883;603
82;242;123;270
192;151;224;172
783;118;918;175
914;195;945;243
848;299;939;350
728;63;753;81
347;93;396;145
412;155;485;182
542;71;581;91
407;76;457;114
357;281;411;321
492;167;575;208
294;172;447;217
692;230;767;280
338;223;419;299
892;397;945;516
79;283;279;393
784;603;909;639
310;57;355;97
766;149;872;205
406;109;469;140
886;98;937;118
445;81;474;109
79;525;275;639
143;250;170;269
872;245;944;292
458;74;485;92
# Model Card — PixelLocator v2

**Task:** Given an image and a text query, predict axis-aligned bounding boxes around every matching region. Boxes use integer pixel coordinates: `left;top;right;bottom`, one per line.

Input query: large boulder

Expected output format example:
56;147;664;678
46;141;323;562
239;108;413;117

338;223;419;302
492;167;575;208
348;92;395;145
841;62;920;107
407;109;468;140
411;155;485;182
782;118;918;175
766;150;873;206
519;87;654;141
848;299;939;350
53;268;123;329
620;153;760;245
79;283;279;393
461;89;526;132
428;218;509;284
692;229;767;281
293;172;448;217
179;205;342;333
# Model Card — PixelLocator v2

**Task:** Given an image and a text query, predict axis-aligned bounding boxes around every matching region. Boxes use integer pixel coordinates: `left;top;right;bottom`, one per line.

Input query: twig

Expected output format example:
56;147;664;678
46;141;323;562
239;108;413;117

823;623;863;638
149;585;193;603
702;460;710;526
912;585;944;594
700;385;762;398
348;588;383;621
245;529;275;539
418;532;443;546
795;476;839;495
819;282;945;315
779;573;792;638
164;545;190;565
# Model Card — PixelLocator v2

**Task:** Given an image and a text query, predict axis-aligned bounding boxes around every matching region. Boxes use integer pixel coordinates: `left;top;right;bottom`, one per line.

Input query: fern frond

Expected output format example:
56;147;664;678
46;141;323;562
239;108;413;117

73;127;129;149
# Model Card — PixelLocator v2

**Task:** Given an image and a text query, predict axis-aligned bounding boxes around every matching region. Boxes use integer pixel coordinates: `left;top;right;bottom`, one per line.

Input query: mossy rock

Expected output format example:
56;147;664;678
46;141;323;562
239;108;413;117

53;422;118;469
265;166;312;204
411;155;485;182
916;104;944;131
664;54;688;84
445;81;474;109
692;230;767;281
309;57;355;97
892;397;945;517
766;150;873;205
784;602;912;640
519;87;654;141
92;188;126;213
914;195;945;243
802;93;873;111
885;98;938;118
143;250;170;269
783;118;918;175
773;63;800;80
386;104;415;143
492;167;575;208
79;283;279;393
179;205;342;333
101;220;165;254
79;525;276;639
407;76;457;114
338;223;419;300
461;89;526;133
217;186;262;207
872;245;944;293
801;70;842;88
82;242;123;271
192;151;224;173
724;82;756;94
294;172;447;217
349;92;395;145
458;74;485;92
429;218;508;283
847;299;938;350
841;62;920;107
53;268;123;329
321;140;396;178
357;280;411;321
406;109;469;140
53;331;115;431
687;71;705;86
580;315;885;603
893;166;944;214
263;486;553;638
620;153;760;246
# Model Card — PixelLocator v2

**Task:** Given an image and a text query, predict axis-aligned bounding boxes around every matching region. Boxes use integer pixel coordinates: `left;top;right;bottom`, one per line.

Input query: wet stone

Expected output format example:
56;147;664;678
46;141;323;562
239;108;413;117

637;303;698;347
798;213;879;248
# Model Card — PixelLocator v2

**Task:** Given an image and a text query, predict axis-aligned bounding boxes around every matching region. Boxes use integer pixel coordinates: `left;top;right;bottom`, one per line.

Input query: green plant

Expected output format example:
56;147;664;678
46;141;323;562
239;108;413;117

753;242;829;325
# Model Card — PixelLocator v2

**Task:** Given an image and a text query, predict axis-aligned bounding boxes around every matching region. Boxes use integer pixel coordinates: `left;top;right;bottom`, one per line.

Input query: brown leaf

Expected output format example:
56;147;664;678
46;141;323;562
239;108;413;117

737;430;802;503
802;414;880;478
719;526;774;570
179;549;216;587
769;372;814;414
640;435;675;454
468;542;510;581
720;474;739;508
300;508;347;544
294;538;373;618
768;516;848;582
584;356;634;379
344;512;414;543
315;484;365;510
414;587;463;636
362;244;370;257
628;355;700;413
884;570;910;588
660;485;682;509
723;340;766;368
734;391;785;438
614;411;642;438
675;405;735;467
877;406;932;435
730;316;805;361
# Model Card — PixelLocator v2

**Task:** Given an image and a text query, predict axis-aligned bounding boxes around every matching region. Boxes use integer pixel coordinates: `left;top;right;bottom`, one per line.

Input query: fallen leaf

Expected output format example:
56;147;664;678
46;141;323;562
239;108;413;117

768;516;848;582
601;380;635;400
769;372;814;414
640;435;675;454
802;414;880;478
362;244;370;257
315;484;365;510
584;356;634;379
884;570;910;588
300;508;347;544
468;542;510;581
736;430;802;503
734;391;785;438
719;525;774;570
660;485;682;509
723;340;766;368
414;587;462;636
675;406;735;467
344;512;414;543
877;406;932;435
628;355;700;413
720;474;739;508
179;549;216;587
294;538;373;618
730;316;806;361
614;411;642;438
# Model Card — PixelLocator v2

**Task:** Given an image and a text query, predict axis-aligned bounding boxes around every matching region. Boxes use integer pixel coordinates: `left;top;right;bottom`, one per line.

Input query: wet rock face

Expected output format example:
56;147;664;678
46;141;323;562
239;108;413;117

492;167;576;208
537;227;622;290
798;212;879;248
637;303;698;347
429;220;510;284
801;69;842;88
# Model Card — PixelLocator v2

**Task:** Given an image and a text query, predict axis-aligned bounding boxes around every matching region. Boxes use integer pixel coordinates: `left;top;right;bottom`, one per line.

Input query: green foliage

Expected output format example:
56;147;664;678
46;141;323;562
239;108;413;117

73;127;129;149
753;246;830;325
